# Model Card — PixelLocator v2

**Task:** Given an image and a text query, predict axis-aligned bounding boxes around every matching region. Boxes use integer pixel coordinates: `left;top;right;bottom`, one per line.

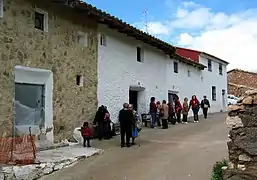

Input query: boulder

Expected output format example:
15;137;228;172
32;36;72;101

226;116;244;129
239;154;251;162
242;96;253;105
245;90;257;96
228;105;245;112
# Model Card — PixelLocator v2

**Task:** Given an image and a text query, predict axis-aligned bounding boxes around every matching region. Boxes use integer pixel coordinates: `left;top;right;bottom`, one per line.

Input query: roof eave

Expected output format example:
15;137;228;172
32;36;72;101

74;2;176;55
201;52;229;65
172;54;206;70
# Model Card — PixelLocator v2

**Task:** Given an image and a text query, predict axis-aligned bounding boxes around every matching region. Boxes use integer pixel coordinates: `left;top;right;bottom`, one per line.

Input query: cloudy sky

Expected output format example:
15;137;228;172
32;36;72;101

86;0;257;71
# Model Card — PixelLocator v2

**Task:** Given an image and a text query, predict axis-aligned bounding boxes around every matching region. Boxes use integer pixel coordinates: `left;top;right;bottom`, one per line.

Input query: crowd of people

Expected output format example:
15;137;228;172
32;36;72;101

149;95;211;130
80;95;211;148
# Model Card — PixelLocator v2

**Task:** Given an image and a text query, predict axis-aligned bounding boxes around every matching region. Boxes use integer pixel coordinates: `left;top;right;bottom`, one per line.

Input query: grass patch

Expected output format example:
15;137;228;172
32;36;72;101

211;159;228;180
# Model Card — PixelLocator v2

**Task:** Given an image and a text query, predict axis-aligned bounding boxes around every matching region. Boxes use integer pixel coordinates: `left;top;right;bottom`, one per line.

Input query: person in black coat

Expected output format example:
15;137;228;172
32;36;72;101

119;103;133;148
103;106;113;140
93;105;106;140
201;95;210;119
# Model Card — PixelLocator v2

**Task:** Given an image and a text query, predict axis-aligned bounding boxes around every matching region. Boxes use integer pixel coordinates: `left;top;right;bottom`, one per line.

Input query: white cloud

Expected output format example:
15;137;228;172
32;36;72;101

136;1;257;71
181;1;200;8
147;22;170;35
176;8;188;18
175;7;257;71
172;7;211;29
178;33;193;45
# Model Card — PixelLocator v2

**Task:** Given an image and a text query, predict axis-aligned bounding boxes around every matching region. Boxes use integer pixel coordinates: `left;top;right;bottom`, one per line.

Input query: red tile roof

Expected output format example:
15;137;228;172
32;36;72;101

176;47;200;62
175;47;229;64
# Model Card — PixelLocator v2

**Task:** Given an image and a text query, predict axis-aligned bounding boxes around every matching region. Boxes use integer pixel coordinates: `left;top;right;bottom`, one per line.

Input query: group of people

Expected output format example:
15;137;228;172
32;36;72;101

80;103;141;148
80;105;113;147
80;95;211;148
149;95;211;129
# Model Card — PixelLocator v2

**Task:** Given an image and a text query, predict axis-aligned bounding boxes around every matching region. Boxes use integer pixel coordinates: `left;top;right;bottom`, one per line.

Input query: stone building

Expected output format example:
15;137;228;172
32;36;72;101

228;69;257;97
0;0;98;143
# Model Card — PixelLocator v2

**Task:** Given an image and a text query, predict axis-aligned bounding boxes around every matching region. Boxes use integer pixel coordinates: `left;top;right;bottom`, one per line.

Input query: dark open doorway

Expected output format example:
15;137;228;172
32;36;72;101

129;90;138;111
168;93;178;104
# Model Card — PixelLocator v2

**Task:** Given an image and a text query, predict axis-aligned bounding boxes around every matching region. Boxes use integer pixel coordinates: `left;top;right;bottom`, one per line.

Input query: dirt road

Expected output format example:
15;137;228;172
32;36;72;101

43;113;229;180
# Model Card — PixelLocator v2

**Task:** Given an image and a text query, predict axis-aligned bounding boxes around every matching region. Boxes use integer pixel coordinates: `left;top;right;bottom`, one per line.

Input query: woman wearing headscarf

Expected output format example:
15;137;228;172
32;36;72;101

93;105;106;140
103;106;113;139
189;95;200;123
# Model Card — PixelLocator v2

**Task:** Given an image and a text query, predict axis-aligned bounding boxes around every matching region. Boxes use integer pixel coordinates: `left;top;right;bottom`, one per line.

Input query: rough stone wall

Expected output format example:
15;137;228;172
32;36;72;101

228;83;255;97
223;90;257;179
0;0;98;141
228;69;257;89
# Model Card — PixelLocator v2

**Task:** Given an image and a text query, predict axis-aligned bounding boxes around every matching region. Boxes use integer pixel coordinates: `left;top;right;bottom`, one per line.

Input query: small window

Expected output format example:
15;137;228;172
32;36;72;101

76;75;83;87
77;31;88;47
137;46;144;62
187;70;190;77
100;34;107;46
0;0;3;18
34;9;48;32
219;63;223;75
201;76;203;82
212;86;216;101
174;62;178;73
208;59;212;72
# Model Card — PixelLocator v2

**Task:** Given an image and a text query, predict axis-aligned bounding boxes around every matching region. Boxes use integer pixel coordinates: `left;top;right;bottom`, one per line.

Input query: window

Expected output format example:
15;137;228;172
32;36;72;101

208;59;212;72
76;75;83;87
100;34;107;46
34;8;48;32
201;76;203;82
187;70;190;77
174;62;178;73
0;0;3;18
219;63;223;75
77;31;88;47
212;86;216;101
137;46;144;62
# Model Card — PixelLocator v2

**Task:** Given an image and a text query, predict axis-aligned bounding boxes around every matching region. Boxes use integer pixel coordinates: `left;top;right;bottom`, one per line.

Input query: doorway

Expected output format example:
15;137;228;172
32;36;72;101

129;90;138;111
14;83;45;134
168;93;178;104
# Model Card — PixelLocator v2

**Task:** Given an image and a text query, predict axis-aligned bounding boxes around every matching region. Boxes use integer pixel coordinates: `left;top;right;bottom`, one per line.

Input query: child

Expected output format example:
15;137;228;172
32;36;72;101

81;122;92;147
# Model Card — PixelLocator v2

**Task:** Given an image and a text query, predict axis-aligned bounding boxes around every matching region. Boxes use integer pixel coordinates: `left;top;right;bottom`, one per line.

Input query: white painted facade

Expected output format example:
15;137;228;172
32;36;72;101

97;25;228;122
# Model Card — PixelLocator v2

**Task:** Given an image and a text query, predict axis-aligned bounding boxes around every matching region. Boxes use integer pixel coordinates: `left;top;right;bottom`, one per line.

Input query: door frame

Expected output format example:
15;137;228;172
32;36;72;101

14;66;54;142
129;85;145;113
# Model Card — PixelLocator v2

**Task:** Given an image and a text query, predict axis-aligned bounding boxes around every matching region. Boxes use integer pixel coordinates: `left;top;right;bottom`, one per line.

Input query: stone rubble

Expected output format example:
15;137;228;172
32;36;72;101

0;145;102;180
223;89;257;179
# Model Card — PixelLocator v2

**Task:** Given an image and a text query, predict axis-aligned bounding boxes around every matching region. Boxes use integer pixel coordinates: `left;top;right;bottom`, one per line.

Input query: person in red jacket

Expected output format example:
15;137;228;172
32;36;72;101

189;95;200;122
81;122;92;147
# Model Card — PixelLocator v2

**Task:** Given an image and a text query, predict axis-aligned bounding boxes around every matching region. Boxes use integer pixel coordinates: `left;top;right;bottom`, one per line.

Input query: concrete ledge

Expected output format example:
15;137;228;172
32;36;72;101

0;145;103;180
